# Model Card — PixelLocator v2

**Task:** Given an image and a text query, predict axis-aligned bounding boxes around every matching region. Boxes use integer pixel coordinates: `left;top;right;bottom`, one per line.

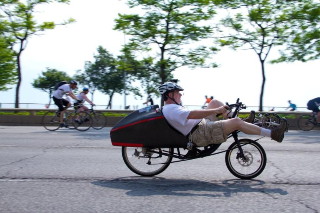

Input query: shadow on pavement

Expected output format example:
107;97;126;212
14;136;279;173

92;176;287;198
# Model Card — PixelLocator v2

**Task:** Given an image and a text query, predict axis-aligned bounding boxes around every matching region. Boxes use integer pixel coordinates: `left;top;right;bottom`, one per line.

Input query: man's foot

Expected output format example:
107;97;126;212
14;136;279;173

243;111;255;123
271;119;288;143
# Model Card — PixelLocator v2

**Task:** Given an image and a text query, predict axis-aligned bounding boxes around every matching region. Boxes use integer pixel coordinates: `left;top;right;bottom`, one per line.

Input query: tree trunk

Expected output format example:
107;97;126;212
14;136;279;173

14;51;22;108
107;92;114;109
48;92;52;108
14;39;26;109
259;60;266;112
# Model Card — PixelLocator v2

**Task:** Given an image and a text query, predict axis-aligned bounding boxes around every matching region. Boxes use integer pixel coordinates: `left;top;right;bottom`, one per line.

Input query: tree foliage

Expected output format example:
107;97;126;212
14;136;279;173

0;0;74;108
0;35;16;91
273;0;320;62
84;46;129;109
114;0;219;100
213;0;319;111
32;67;71;106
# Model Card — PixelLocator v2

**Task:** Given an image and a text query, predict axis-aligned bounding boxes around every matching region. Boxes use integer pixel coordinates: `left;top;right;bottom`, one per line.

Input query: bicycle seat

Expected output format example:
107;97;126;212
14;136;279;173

110;105;189;148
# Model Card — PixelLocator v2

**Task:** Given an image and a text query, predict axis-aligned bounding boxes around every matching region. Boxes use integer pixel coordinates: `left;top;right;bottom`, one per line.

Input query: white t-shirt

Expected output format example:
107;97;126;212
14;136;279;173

76;92;86;103
76;92;93;105
52;84;72;99
162;104;202;136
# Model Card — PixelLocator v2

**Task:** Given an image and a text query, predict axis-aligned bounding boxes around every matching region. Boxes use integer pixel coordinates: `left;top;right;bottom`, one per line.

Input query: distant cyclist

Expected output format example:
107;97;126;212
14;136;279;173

143;94;154;106
74;87;95;112
307;97;320;123
286;100;297;111
52;80;79;127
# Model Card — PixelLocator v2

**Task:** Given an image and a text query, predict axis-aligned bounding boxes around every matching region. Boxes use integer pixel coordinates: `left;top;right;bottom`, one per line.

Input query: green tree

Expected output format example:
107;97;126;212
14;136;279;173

32;68;71;107
273;0;320;62
0;0;74;108
117;44;154;102
0;19;16;91
114;0;219;97
213;0;318;111
84;46;129;109
0;36;16;91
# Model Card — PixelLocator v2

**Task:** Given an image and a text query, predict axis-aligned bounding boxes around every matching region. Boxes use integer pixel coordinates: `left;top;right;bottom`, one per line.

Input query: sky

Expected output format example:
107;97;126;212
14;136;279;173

0;0;319;111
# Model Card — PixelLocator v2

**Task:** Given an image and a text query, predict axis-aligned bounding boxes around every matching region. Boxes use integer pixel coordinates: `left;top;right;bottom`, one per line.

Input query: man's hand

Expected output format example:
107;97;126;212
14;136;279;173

217;105;229;114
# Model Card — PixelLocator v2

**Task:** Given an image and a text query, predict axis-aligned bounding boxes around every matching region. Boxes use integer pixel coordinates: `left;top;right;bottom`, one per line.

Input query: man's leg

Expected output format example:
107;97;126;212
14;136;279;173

221;118;287;142
59;110;65;124
317;112;320;123
222;118;261;136
60;101;71;126
53;98;66;124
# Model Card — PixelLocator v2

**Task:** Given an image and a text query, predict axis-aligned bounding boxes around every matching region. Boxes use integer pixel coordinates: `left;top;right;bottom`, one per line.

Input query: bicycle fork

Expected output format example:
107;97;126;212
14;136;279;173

232;131;247;161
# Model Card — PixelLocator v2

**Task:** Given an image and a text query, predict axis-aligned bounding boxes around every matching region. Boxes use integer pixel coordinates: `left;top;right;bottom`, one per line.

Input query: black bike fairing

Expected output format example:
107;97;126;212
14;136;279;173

110;105;189;148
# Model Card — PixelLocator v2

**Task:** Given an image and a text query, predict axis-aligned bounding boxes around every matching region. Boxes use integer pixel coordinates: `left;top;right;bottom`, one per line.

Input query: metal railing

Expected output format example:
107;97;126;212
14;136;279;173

0;102;309;112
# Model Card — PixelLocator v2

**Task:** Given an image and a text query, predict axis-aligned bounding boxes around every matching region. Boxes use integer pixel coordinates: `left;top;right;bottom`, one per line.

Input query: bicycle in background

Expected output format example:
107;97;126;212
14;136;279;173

75;104;106;130
87;105;106;130
297;112;320;131
42;107;92;131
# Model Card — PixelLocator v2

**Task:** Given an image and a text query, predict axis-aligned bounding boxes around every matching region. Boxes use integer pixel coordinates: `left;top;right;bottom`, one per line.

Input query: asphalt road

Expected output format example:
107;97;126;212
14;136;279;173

0;126;319;213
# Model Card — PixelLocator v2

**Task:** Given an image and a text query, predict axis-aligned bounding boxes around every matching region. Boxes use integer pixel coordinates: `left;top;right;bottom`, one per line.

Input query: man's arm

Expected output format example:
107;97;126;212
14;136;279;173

187;106;228;119
67;92;79;101
83;95;94;105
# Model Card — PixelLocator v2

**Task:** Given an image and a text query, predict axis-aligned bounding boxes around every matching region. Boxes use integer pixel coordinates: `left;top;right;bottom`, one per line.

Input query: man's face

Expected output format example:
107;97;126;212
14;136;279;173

70;84;77;90
168;90;182;104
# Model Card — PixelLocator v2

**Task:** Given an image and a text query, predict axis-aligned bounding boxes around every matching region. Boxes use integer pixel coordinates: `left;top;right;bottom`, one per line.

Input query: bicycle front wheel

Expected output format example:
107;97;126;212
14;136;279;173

122;147;173;176
42;111;60;131
91;112;106;130
73;111;92;131
297;115;315;131
225;139;266;179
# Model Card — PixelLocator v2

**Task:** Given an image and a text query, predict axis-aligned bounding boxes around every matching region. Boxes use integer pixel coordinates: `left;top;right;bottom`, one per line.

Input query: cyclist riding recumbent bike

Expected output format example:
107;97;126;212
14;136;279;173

110;82;288;179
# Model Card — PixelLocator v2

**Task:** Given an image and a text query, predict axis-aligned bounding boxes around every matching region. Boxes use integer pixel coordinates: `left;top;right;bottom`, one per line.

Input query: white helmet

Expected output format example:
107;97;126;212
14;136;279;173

158;82;184;95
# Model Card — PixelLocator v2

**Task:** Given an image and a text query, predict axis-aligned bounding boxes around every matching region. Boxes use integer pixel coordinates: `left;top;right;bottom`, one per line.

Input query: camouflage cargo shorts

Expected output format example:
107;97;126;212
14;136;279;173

188;119;227;147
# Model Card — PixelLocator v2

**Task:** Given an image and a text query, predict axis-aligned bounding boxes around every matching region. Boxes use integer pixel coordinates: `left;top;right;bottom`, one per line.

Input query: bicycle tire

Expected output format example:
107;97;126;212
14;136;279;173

73;111;92;131
225;139;266;179
297;115;315;131
90;112;106;130
42;111;60;131
122;146;173;176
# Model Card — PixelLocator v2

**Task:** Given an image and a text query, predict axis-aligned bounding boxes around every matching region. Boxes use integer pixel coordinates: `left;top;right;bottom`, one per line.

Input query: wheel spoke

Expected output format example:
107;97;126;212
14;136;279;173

42;111;60;131
122;147;173;176
73;111;92;131
225;139;266;179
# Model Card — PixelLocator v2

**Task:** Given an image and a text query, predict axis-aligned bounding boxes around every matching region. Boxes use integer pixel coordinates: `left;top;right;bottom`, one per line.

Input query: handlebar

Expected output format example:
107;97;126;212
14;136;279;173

225;98;246;118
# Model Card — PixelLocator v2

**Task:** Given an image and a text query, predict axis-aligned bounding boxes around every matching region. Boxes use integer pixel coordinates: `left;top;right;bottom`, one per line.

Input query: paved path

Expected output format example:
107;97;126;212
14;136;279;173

0;126;319;213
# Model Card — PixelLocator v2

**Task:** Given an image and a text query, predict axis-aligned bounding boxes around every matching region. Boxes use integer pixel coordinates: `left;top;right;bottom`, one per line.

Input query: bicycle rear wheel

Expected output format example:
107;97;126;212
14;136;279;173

225;139;266;179
91;112;106;130
42;111;60;131
122;147;173;176
73;111;92;131
297;115;315;131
